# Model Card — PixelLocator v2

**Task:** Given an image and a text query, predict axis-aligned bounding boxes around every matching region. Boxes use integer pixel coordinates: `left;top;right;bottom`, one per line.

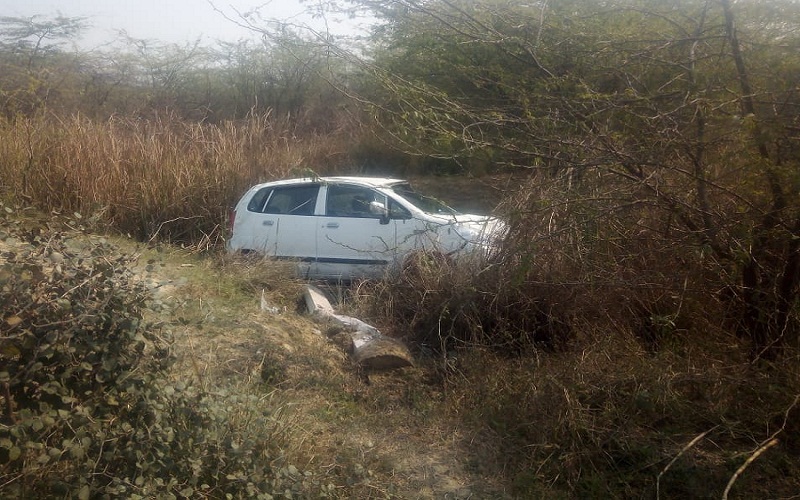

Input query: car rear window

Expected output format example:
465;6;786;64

247;185;319;215
247;187;273;212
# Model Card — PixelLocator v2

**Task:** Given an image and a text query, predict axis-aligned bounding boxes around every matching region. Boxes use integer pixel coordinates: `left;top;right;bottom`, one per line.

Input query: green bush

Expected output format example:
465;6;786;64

0;218;324;498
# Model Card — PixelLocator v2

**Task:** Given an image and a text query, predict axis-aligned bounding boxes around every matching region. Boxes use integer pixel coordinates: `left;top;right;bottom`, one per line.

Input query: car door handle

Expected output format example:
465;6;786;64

325;222;340;229
262;220;274;226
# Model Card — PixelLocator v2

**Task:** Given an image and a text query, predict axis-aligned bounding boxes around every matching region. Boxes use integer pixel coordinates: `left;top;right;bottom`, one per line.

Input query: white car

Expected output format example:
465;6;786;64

227;176;503;280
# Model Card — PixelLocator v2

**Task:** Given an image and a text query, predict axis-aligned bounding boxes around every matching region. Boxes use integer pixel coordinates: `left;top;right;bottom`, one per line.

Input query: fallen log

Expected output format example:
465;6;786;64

303;285;414;371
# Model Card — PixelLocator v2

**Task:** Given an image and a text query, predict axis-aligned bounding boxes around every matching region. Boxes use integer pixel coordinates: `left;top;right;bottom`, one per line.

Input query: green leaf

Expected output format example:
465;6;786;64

69;443;85;459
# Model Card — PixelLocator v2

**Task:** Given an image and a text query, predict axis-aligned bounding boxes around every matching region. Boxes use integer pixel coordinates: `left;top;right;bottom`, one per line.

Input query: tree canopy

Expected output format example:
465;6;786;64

357;0;800;357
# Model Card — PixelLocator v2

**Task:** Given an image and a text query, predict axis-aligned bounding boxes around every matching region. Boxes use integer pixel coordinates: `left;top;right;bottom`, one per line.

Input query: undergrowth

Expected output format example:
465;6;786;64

0;211;331;499
442;339;800;498
347;176;800;498
351;252;800;497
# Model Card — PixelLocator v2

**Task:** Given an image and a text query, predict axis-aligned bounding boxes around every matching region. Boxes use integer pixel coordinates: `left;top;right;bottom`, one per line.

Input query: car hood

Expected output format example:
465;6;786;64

428;213;507;244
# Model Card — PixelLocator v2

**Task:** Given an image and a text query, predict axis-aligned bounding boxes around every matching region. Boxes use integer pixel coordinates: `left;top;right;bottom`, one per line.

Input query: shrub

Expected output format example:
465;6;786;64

353;250;569;356
0;215;323;498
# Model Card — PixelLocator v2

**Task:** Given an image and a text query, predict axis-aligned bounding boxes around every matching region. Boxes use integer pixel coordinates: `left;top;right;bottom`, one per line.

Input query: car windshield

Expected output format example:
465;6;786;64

389;183;458;215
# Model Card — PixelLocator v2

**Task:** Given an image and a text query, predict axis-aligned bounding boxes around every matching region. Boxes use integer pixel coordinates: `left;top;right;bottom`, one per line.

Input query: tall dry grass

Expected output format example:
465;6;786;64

0;110;359;245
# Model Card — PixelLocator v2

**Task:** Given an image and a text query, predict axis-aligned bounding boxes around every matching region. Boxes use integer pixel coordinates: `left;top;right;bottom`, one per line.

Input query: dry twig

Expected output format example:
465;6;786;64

656;426;717;500
721;438;779;500
722;394;799;499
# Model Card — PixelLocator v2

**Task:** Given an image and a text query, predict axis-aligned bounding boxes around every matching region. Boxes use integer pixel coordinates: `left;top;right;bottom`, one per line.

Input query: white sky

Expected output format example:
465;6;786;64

0;0;366;48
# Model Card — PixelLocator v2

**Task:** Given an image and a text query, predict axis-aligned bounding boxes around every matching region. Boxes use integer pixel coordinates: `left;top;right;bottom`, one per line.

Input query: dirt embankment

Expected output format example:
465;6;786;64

0;212;508;498
135;243;510;497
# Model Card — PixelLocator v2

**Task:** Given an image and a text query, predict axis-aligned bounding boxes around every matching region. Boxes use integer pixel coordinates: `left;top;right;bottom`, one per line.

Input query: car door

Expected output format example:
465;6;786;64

316;184;397;280
231;185;281;256
386;195;425;260
236;184;320;264
267;185;320;279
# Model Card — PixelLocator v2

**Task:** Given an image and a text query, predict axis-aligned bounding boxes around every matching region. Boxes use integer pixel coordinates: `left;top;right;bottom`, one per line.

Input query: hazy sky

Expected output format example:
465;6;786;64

0;0;365;48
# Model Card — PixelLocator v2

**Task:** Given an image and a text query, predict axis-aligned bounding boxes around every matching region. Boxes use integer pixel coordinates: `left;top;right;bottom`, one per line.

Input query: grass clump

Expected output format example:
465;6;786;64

355;251;568;355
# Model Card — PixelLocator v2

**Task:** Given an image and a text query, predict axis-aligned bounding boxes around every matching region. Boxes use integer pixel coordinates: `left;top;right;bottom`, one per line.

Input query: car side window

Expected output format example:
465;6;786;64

247;187;273;213
250;185;319;215
388;198;412;219
326;185;386;218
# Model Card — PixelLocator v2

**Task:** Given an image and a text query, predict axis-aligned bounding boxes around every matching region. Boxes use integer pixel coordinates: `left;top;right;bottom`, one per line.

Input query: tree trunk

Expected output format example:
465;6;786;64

722;0;797;358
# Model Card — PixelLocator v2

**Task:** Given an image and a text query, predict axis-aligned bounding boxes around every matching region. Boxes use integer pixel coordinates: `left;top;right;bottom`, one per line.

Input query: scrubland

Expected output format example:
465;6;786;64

1;112;798;499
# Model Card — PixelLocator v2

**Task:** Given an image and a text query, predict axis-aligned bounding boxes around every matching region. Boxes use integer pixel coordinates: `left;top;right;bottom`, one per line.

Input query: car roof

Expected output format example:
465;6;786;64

250;176;407;190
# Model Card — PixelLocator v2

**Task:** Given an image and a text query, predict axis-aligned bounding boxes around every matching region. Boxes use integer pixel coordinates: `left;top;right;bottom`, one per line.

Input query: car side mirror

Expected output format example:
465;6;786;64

369;201;390;225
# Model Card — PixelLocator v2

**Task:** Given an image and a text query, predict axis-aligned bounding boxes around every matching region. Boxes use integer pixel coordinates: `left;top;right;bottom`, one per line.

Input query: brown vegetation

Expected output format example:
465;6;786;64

0;111;359;244
347;175;800;497
2;0;800;497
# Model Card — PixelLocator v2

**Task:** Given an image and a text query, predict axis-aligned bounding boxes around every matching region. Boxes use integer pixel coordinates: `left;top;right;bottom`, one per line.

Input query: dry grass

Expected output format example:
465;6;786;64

409;320;800;498
342;171;800;498
3;111;800;496
114;239;505;498
0;111;358;245
5;186;799;498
